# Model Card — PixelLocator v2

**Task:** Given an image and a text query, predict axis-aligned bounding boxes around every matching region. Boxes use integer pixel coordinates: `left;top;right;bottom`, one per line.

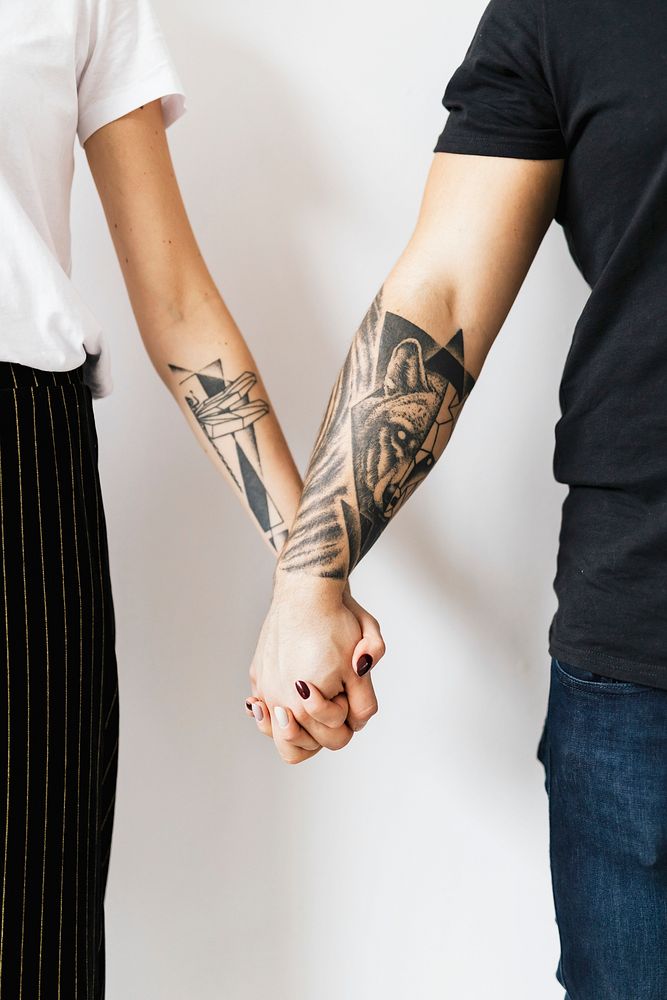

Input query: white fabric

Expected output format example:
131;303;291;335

0;0;186;397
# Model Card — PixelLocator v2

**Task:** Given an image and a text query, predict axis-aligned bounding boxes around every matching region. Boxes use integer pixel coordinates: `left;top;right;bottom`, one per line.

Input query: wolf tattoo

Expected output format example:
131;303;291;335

279;294;475;577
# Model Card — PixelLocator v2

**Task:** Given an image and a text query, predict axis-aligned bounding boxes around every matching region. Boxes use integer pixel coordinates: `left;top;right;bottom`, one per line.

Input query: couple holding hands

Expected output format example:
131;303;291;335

5;0;667;996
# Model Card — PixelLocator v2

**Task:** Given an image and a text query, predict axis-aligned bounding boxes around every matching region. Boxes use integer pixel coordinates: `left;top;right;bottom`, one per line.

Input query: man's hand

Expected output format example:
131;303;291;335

247;576;385;764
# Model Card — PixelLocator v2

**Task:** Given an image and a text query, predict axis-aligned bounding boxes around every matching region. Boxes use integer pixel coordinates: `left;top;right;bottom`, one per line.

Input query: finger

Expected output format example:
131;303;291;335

246;697;273;739
344;599;386;677
293;712;354;753
271;705;320;753
294;680;348;728
271;702;352;753
277;744;321;766
344;672;379;733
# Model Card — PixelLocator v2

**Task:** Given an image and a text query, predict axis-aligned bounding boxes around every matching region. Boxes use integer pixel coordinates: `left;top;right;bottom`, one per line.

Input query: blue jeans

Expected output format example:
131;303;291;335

538;658;667;999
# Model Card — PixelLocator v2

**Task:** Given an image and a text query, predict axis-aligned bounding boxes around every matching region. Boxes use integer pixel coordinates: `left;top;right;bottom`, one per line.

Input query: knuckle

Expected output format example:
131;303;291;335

357;701;379;723
333;710;348;729
328;730;353;751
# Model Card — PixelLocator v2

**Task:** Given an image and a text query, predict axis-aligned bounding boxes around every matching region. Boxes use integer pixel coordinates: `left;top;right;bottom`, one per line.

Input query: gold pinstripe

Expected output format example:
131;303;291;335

79;397;107;955
13;391;30;1000
46;391;68;1000
103;686;118;731
98;793;115;832
59;391;83;1000
31;389;51;1000
100;737;117;786
0;443;9;989
71;393;99;994
100;843;111;876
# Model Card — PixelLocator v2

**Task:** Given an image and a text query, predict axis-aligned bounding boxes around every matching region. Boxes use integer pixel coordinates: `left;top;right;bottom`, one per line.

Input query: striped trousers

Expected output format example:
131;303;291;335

0;363;119;999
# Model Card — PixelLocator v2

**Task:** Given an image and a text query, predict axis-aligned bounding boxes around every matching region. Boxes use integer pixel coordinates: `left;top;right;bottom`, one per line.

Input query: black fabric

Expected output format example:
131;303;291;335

435;0;667;689
0;362;119;997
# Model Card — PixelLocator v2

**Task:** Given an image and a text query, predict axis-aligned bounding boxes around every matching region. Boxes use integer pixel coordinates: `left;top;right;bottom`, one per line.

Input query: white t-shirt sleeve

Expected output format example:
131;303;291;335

76;0;186;146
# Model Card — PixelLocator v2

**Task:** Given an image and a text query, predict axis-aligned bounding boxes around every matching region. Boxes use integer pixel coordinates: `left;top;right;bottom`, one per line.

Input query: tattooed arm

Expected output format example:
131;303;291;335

279;298;475;575
249;152;563;762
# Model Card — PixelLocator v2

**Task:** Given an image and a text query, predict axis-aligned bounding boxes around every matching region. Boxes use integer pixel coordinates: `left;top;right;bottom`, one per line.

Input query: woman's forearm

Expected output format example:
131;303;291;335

149;290;302;554
84;101;302;553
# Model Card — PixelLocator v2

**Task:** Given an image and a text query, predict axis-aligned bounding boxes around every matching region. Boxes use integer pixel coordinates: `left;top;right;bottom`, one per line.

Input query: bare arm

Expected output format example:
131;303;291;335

85;100;301;552
250;151;564;763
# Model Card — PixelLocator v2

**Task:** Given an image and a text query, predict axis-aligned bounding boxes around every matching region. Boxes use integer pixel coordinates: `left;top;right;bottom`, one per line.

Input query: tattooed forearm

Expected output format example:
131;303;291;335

169;358;289;551
279;291;475;578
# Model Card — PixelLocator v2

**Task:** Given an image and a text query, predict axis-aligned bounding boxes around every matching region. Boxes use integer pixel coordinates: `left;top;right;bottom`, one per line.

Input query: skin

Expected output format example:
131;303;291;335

83;100;385;760
248;151;565;763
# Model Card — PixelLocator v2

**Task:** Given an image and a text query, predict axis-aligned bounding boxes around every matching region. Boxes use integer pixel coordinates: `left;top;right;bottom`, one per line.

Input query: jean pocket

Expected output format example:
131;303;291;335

553;657;647;694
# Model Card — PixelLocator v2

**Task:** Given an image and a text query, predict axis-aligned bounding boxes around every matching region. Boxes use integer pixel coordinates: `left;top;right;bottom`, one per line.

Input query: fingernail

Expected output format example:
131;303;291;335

252;703;264;723
245;700;253;712
356;654;373;676
274;706;289;729
295;680;310;700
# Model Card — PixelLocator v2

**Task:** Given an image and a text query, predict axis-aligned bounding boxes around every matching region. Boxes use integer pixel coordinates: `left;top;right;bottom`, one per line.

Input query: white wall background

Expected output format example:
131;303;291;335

70;1;589;997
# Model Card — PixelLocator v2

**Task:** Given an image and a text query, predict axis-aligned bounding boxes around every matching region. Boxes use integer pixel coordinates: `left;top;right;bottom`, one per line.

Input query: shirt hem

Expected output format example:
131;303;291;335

548;639;667;691
77;67;186;146
434;131;566;161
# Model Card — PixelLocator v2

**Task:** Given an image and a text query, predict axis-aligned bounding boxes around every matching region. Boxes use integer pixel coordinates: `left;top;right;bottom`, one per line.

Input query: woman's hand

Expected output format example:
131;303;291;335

246;576;385;764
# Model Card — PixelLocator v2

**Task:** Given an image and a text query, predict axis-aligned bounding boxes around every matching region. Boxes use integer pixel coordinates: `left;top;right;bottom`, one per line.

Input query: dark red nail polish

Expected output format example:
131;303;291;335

356;654;373;676
295;680;311;700
245;700;253;711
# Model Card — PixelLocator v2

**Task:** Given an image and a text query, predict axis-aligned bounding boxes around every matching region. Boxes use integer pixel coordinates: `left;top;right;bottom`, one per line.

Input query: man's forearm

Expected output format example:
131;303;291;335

278;285;476;579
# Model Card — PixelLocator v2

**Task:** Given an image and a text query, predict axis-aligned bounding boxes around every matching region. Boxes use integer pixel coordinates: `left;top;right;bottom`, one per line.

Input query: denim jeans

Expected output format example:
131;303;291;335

538;657;667;999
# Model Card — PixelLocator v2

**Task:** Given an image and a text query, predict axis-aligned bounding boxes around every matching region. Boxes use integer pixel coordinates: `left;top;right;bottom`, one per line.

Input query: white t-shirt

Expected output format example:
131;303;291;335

1;0;186;397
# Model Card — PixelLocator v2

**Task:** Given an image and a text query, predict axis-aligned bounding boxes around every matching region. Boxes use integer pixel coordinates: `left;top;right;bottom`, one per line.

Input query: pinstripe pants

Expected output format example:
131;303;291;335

0;363;119;999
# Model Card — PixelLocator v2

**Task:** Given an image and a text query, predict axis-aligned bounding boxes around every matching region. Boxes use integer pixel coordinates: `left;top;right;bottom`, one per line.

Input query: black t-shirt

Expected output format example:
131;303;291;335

435;0;667;689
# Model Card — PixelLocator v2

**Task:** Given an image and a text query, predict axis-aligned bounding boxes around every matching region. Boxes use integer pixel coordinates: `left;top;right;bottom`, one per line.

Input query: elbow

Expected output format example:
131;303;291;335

382;253;460;335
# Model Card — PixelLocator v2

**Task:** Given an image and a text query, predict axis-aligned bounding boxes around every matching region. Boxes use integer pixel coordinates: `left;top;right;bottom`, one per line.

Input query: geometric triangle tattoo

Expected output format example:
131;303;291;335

169;360;287;549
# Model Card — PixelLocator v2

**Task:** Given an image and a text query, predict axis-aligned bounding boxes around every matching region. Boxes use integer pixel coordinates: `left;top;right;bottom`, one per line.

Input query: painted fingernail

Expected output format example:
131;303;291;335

252;703;264;723
245;700;253;712
356;654;373;676
295;680;310;700
274;706;289;729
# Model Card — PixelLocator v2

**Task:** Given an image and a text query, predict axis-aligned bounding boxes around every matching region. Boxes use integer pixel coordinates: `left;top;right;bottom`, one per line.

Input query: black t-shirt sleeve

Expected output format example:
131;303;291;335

435;0;566;159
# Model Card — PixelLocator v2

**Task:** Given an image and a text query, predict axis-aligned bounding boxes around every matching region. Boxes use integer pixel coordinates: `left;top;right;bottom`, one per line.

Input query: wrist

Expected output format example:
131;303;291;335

272;566;347;607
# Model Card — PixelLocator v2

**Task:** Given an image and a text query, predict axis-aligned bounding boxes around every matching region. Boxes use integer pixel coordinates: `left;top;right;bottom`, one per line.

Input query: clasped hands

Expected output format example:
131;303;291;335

246;574;385;764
